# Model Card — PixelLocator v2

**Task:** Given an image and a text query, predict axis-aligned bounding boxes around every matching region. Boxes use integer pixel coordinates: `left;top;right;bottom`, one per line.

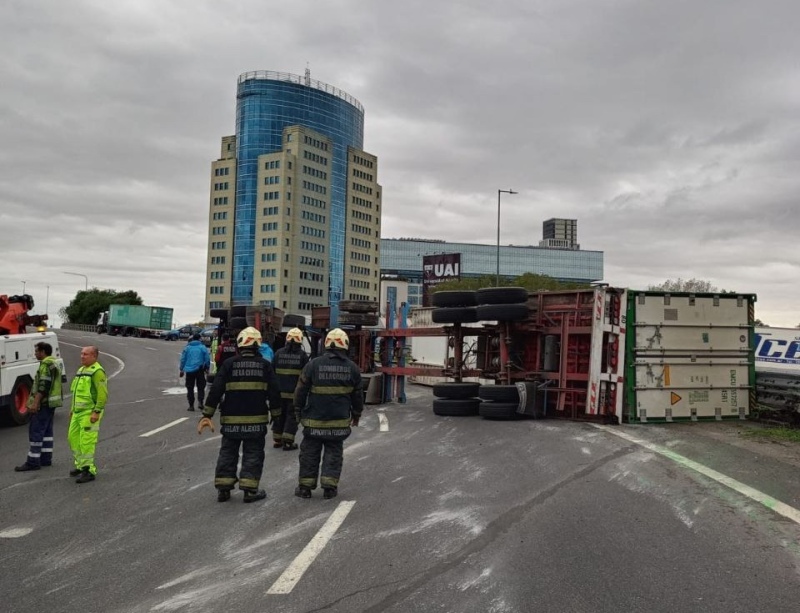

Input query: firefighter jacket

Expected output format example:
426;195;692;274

203;348;281;439
294;349;363;440
70;362;108;414
28;356;63;409
214;340;237;369
273;343;309;400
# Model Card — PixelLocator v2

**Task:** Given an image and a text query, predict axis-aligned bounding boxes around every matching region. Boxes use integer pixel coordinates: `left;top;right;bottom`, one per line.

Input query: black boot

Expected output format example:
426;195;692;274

323;487;338;500
283;442;298;451
75;469;95;484
69;468;82;477
14;463;40;472
243;489;266;503
217;489;231;502
294;485;312;499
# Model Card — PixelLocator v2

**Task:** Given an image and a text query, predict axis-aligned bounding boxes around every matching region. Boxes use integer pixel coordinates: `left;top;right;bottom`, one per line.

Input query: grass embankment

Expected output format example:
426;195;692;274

741;426;800;443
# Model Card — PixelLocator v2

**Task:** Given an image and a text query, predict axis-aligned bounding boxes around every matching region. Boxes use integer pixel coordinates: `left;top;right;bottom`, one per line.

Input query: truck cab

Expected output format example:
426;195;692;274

0;331;66;427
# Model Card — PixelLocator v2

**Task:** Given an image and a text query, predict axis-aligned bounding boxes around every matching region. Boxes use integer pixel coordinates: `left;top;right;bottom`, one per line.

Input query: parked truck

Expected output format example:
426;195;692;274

97;304;174;338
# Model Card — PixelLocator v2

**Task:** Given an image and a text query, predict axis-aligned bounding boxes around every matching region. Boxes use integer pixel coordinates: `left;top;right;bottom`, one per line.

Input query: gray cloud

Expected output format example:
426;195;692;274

1;0;798;327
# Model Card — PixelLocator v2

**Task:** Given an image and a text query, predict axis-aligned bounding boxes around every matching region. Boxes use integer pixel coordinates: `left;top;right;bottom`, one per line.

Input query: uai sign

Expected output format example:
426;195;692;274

422;253;461;307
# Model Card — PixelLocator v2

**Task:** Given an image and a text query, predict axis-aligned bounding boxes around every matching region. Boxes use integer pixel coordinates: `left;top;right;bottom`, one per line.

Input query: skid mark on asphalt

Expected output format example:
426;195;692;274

594;424;800;526
267;501;356;594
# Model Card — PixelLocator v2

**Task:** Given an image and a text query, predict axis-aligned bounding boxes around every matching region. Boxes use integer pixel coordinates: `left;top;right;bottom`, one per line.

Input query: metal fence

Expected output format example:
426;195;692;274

756;372;800;416
60;323;95;332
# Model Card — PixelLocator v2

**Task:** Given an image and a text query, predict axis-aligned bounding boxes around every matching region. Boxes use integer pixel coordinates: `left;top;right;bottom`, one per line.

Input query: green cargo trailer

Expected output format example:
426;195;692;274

98;305;174;337
624;291;756;423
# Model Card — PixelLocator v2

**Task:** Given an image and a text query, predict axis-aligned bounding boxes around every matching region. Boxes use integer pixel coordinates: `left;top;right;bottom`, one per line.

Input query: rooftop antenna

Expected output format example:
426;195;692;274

304;63;311;86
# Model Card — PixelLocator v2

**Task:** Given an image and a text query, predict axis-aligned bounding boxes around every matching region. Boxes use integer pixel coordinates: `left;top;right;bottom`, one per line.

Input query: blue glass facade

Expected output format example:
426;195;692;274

380;238;604;305
232;71;364;304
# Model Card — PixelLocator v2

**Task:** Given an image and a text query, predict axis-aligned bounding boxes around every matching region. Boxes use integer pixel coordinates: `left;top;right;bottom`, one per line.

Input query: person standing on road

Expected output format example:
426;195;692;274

68;346;107;484
180;333;210;412
271;328;309;451
214;333;237;370
198;327;281;503
294;328;363;500
14;342;63;472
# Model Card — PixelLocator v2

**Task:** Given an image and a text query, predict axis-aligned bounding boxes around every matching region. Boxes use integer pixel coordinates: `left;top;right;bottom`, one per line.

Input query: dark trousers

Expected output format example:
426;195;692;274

298;435;344;490
273;399;298;443
214;436;266;492
26;407;56;467
185;370;206;408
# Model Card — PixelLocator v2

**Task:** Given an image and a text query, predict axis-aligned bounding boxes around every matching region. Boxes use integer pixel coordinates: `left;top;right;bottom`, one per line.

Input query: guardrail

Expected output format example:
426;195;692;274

60;323;96;332
756;372;800;416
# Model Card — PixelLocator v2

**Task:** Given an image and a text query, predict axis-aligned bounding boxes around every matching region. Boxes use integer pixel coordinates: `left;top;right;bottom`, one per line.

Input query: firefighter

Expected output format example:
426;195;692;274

294;328;363;500
271;327;309;450
214;333;237;370
198;327;281;503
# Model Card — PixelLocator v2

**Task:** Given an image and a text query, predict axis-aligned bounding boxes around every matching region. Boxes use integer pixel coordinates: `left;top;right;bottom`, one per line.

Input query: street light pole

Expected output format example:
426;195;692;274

496;189;518;286
22;280;26;294
62;271;89;291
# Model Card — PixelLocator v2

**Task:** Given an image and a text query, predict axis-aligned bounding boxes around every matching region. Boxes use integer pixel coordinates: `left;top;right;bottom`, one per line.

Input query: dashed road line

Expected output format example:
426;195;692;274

593;424;800;526
140;418;189;438
267;501;357;595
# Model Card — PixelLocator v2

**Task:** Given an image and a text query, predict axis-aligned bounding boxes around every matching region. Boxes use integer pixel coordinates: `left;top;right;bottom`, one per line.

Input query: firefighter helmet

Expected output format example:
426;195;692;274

236;326;262;348
324;328;349;350
286;327;303;344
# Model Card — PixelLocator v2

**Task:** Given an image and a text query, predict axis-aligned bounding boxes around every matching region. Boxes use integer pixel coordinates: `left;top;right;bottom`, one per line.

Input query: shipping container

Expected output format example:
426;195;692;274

98;304;174;337
624;291;756;423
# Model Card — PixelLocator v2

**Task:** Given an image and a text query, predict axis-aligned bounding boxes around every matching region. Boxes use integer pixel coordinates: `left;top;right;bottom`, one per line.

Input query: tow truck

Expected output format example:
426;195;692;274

0;294;65;426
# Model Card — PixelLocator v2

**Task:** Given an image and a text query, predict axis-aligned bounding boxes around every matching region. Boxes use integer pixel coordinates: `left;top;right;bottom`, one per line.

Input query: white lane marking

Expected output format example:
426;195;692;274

378;412;389;432
59;341;125;379
140;418;189;438
0;527;33;538
174;435;222;451
144;347;157;351
267;501;356;595
594;425;800;526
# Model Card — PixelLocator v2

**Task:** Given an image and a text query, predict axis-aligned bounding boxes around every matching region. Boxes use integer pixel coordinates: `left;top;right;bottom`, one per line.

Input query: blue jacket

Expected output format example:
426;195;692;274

180;340;211;373
259;343;274;362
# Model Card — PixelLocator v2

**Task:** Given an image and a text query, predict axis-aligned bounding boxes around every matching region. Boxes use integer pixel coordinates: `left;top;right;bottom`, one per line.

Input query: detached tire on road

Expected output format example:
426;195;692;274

431;291;477;308
433;398;481;417
431;307;478;324
476;303;529;322
476;287;529;305
479;401;521;420
432;382;481;399
479;385;520;403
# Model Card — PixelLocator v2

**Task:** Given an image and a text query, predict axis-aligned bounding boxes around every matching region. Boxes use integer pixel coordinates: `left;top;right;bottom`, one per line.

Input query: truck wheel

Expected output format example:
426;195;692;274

0;378;32;427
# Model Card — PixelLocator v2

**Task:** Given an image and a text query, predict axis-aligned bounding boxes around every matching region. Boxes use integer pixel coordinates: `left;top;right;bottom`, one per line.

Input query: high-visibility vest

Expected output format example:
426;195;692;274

70;362;107;413
28;356;63;409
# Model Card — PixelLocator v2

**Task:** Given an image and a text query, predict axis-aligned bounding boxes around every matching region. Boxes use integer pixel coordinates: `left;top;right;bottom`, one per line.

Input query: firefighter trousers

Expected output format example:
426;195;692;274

298;435;344;490
68;410;102;475
214;435;266;492
26;407;56;467
272;399;298;444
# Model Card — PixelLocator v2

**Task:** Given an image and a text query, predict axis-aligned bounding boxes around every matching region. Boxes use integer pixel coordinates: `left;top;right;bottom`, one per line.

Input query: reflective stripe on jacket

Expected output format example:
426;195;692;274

294;349;363;429
28;356;63;409
273;344;309;400
70;362;108;413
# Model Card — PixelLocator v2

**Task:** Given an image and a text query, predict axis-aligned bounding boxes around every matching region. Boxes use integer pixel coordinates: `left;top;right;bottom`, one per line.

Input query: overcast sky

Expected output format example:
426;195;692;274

1;0;798;328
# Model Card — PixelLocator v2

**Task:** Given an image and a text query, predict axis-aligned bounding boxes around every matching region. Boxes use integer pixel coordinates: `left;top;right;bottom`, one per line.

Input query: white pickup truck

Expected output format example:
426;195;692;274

0;331;66;426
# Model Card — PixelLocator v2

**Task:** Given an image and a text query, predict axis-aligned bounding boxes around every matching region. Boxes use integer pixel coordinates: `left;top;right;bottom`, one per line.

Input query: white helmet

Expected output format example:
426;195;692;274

236;326;262;348
286;327;303;344
324;328;349;350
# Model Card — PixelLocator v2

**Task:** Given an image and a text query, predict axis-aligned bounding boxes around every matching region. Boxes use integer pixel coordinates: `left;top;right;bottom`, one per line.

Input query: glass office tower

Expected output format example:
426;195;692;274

232;71;365;305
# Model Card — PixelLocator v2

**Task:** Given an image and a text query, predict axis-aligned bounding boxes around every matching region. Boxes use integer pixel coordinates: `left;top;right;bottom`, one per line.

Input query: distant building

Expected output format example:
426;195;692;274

380;237;603;306
204;71;381;319
541;218;578;250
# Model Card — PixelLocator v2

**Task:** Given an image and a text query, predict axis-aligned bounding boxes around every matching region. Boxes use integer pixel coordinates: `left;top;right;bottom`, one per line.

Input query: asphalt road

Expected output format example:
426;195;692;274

2;329;800;613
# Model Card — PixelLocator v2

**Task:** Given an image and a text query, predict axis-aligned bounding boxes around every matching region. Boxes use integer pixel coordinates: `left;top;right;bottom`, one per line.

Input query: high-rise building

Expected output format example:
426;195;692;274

205;71;381;318
540;218;578;249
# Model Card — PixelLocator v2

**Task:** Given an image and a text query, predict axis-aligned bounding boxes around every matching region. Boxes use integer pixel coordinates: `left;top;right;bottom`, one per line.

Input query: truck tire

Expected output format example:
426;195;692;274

230;305;248;318
431;307;478;324
229;317;248;330
283;314;306;328
0;377;32;427
339;300;379;313
476;287;529;305
476;304;529;322
209;308;228;319
431;291;477;308
478;385;520;402
479;401;521;420
338;312;379;326
432;382;481;399
432;398;481;417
